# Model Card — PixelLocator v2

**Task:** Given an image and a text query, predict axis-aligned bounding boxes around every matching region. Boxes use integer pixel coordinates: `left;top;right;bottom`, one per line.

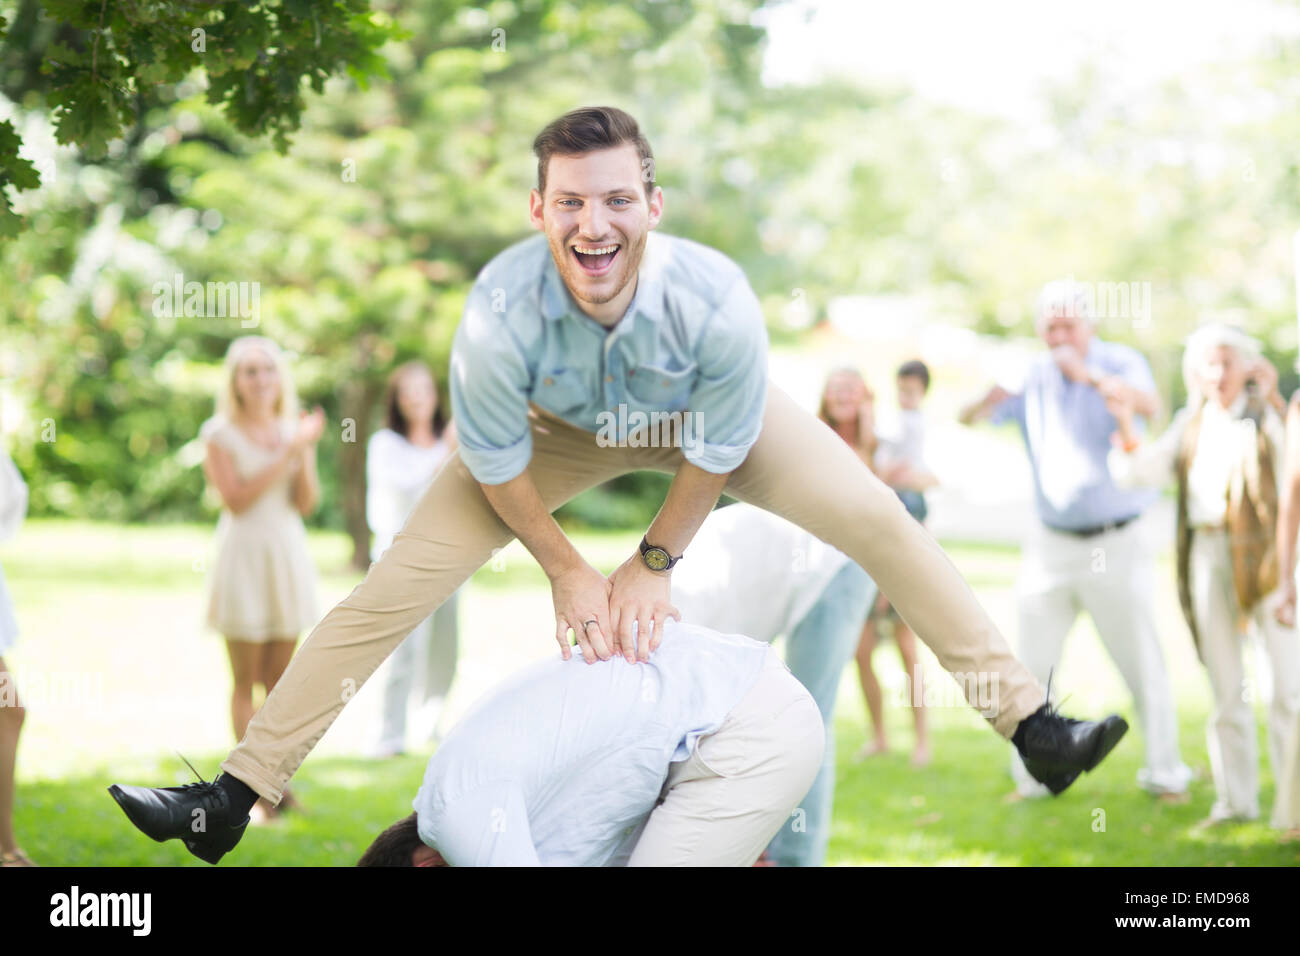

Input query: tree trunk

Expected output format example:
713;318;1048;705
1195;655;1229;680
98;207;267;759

340;349;383;572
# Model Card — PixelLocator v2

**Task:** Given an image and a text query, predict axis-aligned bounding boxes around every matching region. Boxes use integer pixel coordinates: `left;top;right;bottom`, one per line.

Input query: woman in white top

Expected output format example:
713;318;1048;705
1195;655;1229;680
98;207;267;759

366;361;460;757
200;336;324;819
1108;324;1300;828
0;449;32;865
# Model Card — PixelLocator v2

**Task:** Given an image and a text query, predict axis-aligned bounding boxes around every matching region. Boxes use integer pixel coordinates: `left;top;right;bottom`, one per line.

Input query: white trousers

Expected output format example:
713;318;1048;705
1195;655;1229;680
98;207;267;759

370;586;462;754
626;651;825;866
1010;515;1193;796
1189;530;1300;823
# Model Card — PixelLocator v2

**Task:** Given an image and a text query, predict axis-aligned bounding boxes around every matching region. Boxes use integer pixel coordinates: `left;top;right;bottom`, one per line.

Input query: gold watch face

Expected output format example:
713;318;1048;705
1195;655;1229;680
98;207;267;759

643;547;671;571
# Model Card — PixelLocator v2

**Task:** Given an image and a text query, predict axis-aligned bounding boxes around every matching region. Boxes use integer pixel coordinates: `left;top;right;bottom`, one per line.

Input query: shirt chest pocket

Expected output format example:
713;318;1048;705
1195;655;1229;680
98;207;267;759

625;362;698;409
532;368;591;417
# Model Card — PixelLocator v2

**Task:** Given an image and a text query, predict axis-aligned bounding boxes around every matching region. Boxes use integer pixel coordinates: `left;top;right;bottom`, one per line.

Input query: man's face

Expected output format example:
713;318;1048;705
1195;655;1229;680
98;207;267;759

529;145;663;314
412;843;448;867
1041;310;1092;354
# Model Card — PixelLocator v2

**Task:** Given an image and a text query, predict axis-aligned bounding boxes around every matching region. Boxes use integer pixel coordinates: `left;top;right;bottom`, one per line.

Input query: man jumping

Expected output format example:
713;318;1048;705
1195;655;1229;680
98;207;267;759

111;106;1127;864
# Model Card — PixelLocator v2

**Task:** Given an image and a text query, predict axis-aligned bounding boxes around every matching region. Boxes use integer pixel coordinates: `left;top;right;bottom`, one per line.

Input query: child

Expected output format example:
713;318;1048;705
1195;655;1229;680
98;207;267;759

856;359;939;766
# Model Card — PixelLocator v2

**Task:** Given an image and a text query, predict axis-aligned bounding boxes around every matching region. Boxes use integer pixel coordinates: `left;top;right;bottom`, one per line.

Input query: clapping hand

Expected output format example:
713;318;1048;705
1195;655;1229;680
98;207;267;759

856;389;876;451
1250;359;1279;403
293;406;326;451
1275;579;1296;628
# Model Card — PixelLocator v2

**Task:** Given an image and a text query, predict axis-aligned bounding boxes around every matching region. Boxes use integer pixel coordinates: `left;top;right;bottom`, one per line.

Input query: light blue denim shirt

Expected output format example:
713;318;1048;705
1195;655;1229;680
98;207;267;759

448;231;770;484
991;338;1159;530
413;620;772;866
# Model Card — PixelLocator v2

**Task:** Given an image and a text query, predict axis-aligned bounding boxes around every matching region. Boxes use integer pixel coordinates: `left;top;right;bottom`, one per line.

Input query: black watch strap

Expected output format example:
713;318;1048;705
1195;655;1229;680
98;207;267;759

639;535;683;571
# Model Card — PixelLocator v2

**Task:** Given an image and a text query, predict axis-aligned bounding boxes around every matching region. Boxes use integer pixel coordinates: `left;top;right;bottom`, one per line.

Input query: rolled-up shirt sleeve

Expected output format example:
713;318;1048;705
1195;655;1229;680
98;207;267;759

683;276;769;474
449;284;534;485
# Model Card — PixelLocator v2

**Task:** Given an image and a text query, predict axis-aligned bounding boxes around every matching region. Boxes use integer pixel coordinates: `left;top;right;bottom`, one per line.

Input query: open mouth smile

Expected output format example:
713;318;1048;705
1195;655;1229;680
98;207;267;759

570;242;621;277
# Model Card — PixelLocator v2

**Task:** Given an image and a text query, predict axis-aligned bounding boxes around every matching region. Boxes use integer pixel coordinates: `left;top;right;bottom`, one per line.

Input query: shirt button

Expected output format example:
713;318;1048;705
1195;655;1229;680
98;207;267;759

628;369;636;376
544;377;554;386
606;375;614;383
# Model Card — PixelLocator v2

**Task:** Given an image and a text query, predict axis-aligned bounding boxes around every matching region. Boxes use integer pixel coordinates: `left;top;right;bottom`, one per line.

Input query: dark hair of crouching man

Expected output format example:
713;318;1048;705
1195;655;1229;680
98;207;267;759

357;813;448;867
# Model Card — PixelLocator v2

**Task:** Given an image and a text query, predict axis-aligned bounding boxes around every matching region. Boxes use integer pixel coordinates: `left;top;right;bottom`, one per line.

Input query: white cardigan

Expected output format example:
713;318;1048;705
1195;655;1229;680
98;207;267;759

366;428;453;561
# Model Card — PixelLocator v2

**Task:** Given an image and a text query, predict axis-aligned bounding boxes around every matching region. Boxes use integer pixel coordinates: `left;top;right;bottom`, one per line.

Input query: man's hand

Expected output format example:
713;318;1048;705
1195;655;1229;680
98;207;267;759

958;384;1011;425
1051;345;1091;384
1097;376;1137;422
607;554;681;663
985;384;1011;408
551;560;615;664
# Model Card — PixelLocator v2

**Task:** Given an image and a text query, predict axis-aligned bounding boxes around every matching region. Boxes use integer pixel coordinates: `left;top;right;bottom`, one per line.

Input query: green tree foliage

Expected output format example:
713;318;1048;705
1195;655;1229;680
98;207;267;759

1;0;771;565
0;0;398;234
4;0;1300;559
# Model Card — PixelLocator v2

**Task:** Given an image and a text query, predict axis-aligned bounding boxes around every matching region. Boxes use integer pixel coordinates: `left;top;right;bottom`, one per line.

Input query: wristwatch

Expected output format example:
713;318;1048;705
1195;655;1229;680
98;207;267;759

639;536;683;572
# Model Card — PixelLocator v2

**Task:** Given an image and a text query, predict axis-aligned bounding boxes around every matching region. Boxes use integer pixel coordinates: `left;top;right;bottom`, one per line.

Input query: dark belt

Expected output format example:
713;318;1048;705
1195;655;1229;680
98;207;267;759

1044;514;1140;538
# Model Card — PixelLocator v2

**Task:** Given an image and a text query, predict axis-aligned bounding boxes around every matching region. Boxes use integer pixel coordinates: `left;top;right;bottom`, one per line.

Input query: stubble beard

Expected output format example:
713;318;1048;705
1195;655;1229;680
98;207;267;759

548;226;647;307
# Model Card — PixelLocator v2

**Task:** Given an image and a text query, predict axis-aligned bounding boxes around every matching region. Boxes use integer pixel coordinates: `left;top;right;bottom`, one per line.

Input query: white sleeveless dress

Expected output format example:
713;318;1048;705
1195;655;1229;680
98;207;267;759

0;450;26;654
201;418;320;642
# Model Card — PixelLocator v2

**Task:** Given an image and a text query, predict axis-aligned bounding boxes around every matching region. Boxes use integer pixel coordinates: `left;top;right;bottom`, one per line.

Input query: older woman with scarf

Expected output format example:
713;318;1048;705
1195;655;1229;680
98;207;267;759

1268;380;1300;835
1107;323;1300;829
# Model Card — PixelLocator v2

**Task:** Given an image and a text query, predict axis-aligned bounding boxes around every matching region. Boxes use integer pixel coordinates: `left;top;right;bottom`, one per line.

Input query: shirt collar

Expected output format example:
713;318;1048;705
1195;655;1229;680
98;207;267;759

540;233;665;325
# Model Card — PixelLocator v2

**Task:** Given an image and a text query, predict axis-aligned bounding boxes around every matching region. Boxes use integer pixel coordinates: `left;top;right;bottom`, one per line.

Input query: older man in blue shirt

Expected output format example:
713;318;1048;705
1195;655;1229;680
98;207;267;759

961;281;1193;799
111;109;1132;864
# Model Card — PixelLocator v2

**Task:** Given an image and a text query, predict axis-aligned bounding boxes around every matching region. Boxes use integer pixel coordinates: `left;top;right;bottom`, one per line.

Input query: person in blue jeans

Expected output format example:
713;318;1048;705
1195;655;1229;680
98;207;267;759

770;560;875;866
670;502;876;866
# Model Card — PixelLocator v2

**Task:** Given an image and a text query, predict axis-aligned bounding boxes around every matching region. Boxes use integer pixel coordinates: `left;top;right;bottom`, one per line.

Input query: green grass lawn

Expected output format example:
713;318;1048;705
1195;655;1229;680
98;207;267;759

2;520;1297;866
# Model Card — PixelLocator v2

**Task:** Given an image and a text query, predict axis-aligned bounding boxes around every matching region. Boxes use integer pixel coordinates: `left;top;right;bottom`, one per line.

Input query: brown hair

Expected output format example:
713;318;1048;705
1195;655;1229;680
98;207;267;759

897;359;931;392
532;106;656;199
357;813;447;867
384;360;447;440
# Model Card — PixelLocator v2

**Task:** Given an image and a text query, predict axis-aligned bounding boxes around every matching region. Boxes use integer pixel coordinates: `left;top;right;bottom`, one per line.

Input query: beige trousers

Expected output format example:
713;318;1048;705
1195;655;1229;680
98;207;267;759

1189;530;1300;824
1009;516;1192;796
627;650;823;866
222;380;1044;802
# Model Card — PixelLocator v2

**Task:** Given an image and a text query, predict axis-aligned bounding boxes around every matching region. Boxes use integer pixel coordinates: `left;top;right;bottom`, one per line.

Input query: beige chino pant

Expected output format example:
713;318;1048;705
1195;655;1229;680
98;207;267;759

627;649;823;866
223;380;1044;802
